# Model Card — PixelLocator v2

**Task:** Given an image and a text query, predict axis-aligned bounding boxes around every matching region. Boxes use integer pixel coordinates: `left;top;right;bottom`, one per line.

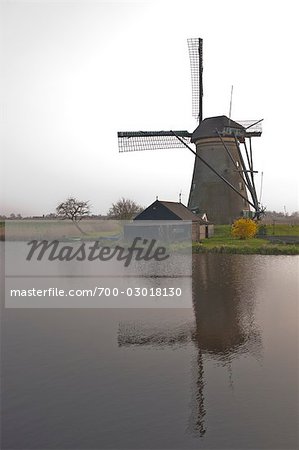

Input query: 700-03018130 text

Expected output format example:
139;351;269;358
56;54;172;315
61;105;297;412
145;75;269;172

9;287;183;297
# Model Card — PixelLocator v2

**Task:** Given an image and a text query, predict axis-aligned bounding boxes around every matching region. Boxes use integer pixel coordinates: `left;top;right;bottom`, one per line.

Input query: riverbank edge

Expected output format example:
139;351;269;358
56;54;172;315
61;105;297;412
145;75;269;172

192;243;299;255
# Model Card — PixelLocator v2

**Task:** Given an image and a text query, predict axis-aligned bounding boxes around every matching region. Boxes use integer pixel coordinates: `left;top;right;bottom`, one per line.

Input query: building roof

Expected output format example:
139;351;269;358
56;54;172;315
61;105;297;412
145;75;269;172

191;115;245;142
158;201;201;221
135;200;209;223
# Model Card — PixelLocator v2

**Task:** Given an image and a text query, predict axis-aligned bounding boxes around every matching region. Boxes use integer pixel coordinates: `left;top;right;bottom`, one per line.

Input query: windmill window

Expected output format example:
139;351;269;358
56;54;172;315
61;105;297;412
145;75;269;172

239;182;244;190
236;161;240;168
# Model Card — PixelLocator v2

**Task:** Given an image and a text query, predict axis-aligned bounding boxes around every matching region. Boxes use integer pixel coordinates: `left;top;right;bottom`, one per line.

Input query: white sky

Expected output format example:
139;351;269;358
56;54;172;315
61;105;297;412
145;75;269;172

1;0;298;216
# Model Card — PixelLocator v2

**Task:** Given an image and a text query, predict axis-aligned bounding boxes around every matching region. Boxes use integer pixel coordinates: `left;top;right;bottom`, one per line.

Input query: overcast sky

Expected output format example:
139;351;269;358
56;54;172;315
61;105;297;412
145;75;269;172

1;0;298;216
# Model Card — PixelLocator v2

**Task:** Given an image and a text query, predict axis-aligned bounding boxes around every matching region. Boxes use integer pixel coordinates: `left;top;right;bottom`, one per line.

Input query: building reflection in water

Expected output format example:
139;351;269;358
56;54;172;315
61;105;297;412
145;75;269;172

117;254;262;437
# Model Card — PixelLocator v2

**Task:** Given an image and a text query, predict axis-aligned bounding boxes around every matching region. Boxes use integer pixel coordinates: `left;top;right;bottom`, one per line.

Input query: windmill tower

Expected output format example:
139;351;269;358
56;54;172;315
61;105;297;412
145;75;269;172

189;116;252;223
117;38;264;224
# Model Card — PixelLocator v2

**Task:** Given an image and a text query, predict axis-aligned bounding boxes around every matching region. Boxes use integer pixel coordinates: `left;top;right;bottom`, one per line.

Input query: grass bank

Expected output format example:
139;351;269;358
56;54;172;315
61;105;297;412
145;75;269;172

1;220;299;254
193;224;299;255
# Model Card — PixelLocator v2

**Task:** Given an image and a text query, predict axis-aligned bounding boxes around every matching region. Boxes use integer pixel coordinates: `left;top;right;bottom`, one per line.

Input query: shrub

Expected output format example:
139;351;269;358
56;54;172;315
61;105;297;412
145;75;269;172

231;218;258;240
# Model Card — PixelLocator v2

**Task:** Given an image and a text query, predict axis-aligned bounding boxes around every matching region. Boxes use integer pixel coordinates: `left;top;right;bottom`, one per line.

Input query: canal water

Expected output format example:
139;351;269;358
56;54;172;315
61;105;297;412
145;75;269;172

1;253;298;449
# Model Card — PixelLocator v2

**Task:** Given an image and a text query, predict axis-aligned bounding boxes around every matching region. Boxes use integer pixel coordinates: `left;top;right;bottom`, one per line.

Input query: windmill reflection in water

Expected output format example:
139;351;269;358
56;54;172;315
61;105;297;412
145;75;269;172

117;255;262;436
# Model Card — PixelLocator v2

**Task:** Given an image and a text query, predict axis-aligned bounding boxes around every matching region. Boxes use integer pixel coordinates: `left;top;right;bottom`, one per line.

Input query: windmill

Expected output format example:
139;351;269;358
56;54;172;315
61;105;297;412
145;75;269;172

117;38;264;224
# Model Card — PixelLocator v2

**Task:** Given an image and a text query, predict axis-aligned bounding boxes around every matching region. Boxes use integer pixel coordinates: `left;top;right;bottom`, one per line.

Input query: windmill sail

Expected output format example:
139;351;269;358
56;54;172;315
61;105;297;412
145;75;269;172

187;38;203;122
118;131;191;152
236;119;263;138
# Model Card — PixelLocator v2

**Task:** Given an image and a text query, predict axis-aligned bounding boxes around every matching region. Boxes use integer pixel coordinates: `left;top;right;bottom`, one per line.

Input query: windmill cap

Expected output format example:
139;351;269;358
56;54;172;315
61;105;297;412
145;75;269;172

191;115;245;142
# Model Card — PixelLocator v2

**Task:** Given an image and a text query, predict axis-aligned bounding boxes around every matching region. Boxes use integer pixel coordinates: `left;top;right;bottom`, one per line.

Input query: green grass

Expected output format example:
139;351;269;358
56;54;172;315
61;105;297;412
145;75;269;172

213;224;299;237
264;224;299;236
193;243;299;255
193;224;299;255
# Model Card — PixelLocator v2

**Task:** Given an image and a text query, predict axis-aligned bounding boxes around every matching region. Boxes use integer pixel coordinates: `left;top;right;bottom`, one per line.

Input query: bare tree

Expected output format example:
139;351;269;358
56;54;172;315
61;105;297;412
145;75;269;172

56;197;90;234
107;197;143;220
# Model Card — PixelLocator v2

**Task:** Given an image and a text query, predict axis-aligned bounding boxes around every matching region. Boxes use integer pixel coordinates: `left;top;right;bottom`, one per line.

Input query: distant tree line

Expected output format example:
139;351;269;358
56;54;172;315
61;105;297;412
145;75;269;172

264;210;299;218
260;210;299;225
0;197;144;223
2;203;297;224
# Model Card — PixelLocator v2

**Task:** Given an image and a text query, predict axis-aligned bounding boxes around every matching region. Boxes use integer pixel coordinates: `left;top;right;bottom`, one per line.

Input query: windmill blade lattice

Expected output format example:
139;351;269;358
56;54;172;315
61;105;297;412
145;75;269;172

118;131;191;152
236;119;263;137
187;38;203;122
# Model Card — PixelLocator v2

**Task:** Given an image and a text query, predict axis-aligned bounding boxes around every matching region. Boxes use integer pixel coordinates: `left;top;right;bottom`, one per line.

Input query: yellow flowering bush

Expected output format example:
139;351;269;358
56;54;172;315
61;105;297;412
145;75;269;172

231;218;258;240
